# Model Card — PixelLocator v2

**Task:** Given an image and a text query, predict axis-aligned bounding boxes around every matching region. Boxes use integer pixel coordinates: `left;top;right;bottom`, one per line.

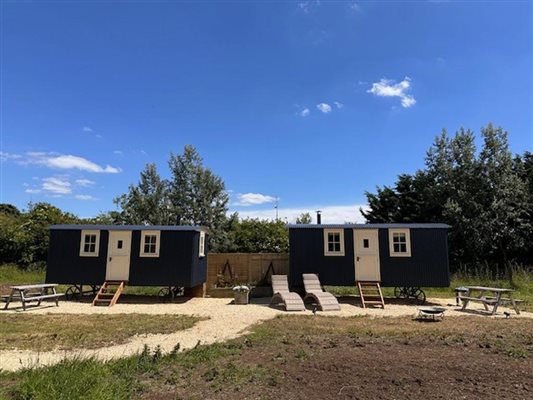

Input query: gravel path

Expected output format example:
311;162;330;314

1;297;531;371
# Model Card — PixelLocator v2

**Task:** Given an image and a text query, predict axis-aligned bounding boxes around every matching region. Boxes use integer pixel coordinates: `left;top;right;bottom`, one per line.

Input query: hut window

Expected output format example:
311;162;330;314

199;231;206;258
388;229;411;257
324;229;345;256
79;230;100;257
140;231;160;257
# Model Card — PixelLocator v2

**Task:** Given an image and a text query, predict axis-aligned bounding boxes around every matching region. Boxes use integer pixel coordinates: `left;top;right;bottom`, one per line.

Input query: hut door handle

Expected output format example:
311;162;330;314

109;257;112;261
356;256;360;261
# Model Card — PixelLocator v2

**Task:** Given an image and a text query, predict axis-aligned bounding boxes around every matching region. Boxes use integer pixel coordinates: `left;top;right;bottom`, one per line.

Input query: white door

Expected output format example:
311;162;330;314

106;231;132;281
354;229;380;281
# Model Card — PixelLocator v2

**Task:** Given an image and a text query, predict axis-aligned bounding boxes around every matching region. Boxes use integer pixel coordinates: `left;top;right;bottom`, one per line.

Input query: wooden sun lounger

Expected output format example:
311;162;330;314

302;273;341;311
270;275;305;311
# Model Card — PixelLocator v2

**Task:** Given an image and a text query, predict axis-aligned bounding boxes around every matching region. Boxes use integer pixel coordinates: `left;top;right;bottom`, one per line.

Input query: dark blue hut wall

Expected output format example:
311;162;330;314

289;228;355;287
189;233;208;287
45;229;108;285
379;228;450;287
129;231;195;287
288;226;450;288
47;228;208;288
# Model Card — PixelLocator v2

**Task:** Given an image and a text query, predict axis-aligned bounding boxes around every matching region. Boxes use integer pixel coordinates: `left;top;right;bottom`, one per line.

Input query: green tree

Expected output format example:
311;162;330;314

0;203;21;217
476;125;530;280
168;145;229;240
295;212;312;224
361;124;532;276
231;218;288;253
114;163;171;225
20;202;79;266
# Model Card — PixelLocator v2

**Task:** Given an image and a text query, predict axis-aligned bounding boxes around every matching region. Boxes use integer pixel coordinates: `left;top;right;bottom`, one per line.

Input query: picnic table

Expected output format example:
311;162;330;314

459;286;520;315
2;284;63;311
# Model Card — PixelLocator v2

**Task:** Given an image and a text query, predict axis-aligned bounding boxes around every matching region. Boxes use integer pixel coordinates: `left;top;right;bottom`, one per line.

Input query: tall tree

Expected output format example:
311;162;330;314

114;163;171;225
295;212;312;224
361;124;532;275
476;124;530;280
168;145;229;242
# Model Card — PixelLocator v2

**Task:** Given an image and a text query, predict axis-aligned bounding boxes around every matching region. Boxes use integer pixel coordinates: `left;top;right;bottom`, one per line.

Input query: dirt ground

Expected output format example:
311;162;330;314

1;295;531;372
139;316;533;400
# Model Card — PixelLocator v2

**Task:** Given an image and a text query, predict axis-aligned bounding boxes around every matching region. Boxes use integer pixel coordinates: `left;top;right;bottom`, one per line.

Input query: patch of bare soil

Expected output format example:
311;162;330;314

140;316;533;400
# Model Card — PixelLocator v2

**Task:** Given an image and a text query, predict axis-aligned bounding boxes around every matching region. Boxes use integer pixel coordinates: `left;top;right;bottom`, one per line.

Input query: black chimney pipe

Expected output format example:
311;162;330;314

316;210;322;225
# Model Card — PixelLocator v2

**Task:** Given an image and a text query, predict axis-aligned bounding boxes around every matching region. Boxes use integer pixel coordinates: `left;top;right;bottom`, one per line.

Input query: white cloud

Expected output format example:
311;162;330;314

25;188;41;194
44;155;120;173
75;194;97;201
7;152;122;174
75;178;95;187
350;2;361;11
298;1;321;14
401;95;416;108
367;77;416;108
113;150;124;156
299;107;310;117
232;204;368;224
0;152;22;162
82;126;93;132
334;101;344;109
234;193;277;206
299;2;310;13
316;103;332;114
42;177;71;194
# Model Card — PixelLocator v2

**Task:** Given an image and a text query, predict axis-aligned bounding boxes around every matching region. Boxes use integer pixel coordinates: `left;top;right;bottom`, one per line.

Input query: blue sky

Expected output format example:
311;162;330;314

1;1;531;223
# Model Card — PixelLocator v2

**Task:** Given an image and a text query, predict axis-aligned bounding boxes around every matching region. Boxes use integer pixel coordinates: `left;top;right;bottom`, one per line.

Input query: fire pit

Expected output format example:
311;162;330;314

416;306;446;321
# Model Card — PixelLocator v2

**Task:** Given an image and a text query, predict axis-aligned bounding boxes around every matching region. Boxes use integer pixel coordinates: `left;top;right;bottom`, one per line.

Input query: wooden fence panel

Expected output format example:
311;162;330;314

207;253;289;291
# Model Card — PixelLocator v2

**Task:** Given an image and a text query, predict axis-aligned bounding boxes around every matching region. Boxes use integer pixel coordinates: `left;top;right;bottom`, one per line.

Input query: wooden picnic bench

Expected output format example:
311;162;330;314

2;284;63;311
459;286;520;315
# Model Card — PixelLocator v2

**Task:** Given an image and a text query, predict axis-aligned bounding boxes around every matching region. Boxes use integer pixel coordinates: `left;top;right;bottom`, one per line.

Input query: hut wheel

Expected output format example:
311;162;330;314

65;285;82;301
158;287;173;302
412;288;426;304
394;287;408;299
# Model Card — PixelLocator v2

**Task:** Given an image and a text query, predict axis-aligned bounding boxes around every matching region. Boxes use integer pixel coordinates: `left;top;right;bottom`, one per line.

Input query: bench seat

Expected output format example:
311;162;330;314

23;293;64;302
460;296;498;304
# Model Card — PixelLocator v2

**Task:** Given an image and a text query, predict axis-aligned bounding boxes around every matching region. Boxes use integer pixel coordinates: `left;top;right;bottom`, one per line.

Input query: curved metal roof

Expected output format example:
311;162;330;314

49;224;208;232
287;223;450;229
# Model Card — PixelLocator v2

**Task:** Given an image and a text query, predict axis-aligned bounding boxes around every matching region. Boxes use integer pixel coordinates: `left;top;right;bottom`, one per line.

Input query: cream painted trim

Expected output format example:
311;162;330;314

79;230;100;257
199;231;206;258
140;230;161;257
388;228;411;257
323;228;345;256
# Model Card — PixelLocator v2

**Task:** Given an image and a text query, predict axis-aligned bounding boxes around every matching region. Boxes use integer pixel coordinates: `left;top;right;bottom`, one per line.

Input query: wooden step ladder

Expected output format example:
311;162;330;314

357;281;385;309
92;281;125;307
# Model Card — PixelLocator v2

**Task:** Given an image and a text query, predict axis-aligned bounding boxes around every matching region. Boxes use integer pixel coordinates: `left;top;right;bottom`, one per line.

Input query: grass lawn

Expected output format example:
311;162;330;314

0;315;532;400
0;314;204;351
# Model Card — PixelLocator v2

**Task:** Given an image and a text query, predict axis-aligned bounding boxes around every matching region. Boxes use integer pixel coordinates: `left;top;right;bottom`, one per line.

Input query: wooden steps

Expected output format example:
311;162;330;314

357;281;385;309
92;281;125;307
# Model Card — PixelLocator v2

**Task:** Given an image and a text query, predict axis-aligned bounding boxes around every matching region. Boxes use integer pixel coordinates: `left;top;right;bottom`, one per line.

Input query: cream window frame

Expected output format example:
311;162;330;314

388;228;411;257
79;230;100;257
140;230;161;257
323;229;345;256
199;231;206;258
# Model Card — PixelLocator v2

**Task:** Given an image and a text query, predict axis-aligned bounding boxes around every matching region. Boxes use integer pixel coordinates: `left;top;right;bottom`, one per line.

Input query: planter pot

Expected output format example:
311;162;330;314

233;291;250;305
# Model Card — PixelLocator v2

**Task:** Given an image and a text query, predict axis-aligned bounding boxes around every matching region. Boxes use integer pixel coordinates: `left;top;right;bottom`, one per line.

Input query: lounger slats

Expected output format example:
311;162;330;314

302;274;341;311
271;275;305;312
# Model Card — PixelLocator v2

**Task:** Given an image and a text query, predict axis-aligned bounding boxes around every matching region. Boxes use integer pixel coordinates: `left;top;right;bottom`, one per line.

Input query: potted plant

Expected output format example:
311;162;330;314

232;284;251;305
